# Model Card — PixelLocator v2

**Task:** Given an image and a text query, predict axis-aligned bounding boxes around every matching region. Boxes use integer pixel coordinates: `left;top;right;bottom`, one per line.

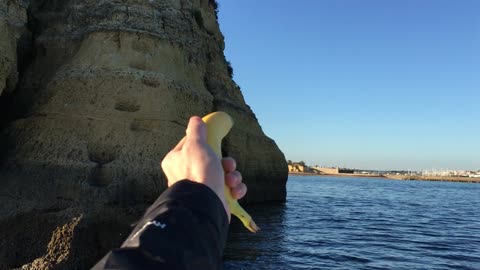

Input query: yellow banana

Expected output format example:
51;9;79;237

202;111;260;233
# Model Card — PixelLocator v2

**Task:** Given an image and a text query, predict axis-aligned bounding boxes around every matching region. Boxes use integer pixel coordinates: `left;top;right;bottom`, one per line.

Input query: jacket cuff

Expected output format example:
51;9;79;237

149;180;227;229
128;180;229;249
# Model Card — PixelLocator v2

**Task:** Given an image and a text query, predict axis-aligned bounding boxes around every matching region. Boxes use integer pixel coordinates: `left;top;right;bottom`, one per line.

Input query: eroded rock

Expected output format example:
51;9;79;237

0;0;287;268
0;0;28;97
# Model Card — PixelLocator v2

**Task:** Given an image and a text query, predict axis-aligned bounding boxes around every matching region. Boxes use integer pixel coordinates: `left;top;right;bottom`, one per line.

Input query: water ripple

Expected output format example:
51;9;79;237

224;176;480;269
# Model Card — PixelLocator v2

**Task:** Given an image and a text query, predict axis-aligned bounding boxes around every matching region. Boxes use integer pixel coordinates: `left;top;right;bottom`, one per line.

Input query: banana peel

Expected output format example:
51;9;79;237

202;111;260;233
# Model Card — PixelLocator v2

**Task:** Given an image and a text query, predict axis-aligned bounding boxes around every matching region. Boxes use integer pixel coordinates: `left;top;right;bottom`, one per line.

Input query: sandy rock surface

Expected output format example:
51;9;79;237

0;1;287;269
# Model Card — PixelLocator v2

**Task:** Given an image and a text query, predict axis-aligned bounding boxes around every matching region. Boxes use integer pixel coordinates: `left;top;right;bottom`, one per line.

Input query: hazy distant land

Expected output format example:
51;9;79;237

288;162;480;183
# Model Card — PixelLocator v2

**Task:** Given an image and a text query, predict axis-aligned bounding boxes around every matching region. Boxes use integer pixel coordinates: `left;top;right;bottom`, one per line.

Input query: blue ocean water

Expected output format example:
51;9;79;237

223;176;480;270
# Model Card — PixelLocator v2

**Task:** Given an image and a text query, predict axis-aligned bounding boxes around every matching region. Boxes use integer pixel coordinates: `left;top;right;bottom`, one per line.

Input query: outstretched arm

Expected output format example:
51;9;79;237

91;117;246;270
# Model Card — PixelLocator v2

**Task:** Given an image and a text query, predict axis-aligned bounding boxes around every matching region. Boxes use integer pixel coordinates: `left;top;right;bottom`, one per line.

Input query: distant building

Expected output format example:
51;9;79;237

469;172;480;178
289;163;356;174
312;167;354;174
288;164;313;173
313;167;339;174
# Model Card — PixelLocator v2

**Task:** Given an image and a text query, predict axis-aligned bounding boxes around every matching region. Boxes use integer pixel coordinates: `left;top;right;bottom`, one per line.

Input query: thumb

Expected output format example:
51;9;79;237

186;116;207;144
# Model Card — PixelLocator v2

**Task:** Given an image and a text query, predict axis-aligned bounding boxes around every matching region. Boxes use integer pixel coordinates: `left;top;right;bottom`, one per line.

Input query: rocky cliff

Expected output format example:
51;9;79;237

0;0;28;98
0;0;287;269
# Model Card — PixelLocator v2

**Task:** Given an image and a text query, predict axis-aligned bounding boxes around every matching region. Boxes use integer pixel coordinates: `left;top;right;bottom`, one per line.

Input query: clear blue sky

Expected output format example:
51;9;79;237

217;0;480;171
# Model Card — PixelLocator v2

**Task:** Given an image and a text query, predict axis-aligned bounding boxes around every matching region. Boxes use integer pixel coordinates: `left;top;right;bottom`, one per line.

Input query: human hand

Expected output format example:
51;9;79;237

161;116;247;219
222;157;247;201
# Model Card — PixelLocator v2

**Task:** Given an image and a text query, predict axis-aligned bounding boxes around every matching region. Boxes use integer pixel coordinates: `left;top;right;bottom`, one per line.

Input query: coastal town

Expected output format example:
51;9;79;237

287;161;480;182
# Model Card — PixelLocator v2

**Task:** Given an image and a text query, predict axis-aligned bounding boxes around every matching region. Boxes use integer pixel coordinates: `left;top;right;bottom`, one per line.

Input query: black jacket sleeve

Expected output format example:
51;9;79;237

91;180;229;270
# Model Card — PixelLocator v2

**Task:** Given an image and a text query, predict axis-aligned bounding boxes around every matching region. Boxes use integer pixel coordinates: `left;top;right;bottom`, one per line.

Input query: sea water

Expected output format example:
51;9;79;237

223;176;480;269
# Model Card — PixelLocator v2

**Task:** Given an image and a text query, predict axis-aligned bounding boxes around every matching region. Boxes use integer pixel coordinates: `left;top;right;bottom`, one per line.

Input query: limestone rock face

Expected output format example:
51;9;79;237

0;0;287;268
0;0;28;97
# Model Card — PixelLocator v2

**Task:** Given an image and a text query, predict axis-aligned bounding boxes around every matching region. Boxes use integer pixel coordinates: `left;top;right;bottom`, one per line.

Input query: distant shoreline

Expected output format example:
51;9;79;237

288;172;480;183
289;172;384;178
